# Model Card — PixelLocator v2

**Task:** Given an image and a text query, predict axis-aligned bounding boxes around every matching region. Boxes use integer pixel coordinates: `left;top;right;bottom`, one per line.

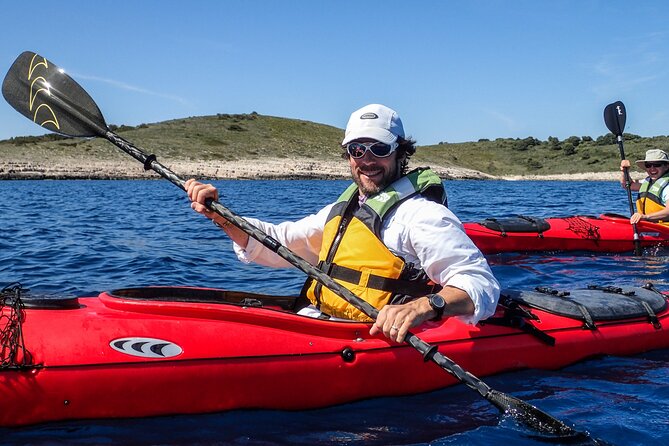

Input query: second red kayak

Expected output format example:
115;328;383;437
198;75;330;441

464;213;669;254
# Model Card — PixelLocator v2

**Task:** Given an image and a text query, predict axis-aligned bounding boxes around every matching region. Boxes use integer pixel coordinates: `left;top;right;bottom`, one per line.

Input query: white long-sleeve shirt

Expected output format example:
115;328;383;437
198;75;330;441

233;195;500;324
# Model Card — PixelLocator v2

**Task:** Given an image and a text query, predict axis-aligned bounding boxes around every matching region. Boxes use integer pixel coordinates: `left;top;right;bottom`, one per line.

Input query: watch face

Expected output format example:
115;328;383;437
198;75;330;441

430;294;445;309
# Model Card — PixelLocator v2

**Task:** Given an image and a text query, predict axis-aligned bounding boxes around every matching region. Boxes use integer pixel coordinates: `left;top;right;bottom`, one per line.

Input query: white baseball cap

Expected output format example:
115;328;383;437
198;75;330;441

341;104;405;146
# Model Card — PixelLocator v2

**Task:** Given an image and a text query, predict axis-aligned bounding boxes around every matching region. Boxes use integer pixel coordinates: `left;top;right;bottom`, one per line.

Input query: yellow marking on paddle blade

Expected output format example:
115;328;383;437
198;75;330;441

32;103;60;129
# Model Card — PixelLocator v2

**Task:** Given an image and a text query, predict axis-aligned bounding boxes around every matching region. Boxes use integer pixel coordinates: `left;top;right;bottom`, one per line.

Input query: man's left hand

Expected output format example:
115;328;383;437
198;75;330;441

369;297;433;343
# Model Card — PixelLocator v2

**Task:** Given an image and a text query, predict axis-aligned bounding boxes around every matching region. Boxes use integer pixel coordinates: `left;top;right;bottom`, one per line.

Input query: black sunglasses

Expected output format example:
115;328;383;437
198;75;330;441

644;162;667;168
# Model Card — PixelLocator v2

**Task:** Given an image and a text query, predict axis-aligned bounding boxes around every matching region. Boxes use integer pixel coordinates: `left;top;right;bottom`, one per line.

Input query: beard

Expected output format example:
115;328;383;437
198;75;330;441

351;161;400;196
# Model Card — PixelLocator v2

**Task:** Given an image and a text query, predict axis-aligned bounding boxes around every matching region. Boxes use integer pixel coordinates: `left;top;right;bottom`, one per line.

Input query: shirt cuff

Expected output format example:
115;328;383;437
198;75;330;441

233;236;263;264
443;275;496;325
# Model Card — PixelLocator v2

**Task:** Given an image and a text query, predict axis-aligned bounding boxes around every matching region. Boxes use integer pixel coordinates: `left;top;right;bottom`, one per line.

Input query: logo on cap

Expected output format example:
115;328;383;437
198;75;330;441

360;113;379;119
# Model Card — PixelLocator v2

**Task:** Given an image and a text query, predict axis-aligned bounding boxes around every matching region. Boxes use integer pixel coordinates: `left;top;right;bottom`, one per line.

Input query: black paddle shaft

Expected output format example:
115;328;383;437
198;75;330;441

2;51;583;438
617;135;638;217
604;101;634;212
604;101;642;256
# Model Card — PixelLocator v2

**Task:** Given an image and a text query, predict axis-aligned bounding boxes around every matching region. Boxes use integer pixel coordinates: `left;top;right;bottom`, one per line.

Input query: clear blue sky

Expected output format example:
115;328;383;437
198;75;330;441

2;1;669;145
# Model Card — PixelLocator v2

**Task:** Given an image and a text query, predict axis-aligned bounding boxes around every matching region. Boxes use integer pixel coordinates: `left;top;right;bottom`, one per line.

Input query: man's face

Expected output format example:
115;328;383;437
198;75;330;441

644;162;669;180
347;138;401;196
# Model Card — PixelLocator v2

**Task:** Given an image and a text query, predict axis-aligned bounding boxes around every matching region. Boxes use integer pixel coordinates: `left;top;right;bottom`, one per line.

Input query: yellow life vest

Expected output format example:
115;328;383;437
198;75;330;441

301;168;446;321
636;174;669;226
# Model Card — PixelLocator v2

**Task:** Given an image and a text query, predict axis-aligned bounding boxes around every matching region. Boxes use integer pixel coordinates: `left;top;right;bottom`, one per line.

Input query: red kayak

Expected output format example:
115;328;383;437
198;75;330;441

464;213;669;254
1;283;668;427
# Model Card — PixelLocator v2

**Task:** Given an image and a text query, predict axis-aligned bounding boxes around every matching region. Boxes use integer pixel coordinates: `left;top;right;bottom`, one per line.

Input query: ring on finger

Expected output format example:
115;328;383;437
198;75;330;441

391;326;399;331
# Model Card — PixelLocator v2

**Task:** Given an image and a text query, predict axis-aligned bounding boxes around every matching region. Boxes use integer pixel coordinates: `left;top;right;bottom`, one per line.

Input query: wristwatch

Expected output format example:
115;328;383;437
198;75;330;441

427;294;446;321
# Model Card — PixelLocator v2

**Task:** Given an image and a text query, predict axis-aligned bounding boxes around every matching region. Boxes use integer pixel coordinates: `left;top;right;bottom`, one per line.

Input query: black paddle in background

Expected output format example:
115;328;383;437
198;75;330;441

2;51;590;440
603;101;642;256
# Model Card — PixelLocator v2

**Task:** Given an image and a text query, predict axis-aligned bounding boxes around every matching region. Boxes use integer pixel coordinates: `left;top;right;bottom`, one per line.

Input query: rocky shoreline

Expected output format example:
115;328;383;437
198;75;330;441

0;157;641;181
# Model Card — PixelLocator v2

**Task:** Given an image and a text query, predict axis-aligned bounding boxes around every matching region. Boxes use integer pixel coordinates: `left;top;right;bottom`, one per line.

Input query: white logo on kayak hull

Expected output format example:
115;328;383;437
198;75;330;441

110;337;183;358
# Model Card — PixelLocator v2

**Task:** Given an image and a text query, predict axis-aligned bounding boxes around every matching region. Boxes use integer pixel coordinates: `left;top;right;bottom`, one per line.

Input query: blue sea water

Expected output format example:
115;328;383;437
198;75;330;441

1;178;668;445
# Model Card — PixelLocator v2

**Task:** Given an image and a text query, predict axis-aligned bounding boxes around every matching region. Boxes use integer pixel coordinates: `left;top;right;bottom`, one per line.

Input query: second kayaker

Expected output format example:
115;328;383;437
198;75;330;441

621;148;669;225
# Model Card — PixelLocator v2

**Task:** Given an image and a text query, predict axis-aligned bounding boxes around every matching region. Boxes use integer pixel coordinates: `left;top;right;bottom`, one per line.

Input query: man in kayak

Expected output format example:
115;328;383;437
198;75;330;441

186;104;500;342
620;149;669;225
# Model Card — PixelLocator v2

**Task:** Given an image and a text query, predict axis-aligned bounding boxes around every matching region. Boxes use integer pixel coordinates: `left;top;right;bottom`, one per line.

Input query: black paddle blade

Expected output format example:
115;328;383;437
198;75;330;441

487;389;583;438
603;101;626;136
2;51;108;137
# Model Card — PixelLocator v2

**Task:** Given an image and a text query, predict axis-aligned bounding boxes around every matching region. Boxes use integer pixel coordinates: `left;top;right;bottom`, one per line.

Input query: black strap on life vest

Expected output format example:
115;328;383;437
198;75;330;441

535;286;597;330
587;284;662;329
325;263;439;296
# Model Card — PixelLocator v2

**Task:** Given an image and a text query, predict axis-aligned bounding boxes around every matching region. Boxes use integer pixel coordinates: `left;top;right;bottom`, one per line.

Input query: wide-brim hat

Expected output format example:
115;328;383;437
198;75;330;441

635;149;669;167
341;104;405;146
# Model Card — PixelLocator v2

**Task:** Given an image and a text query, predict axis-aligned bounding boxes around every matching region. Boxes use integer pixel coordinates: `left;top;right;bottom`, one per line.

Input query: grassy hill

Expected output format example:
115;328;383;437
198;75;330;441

1;112;667;176
420;134;669;176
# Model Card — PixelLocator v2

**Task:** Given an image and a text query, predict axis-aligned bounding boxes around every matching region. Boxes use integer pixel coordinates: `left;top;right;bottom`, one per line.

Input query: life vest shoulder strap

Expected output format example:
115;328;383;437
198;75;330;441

639;173;669;199
364;167;446;217
327;168;447;236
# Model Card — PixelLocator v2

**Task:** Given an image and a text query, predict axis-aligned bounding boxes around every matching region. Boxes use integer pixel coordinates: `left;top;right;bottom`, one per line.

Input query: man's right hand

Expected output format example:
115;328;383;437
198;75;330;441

185;179;219;217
